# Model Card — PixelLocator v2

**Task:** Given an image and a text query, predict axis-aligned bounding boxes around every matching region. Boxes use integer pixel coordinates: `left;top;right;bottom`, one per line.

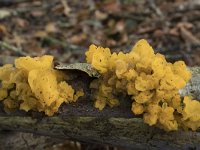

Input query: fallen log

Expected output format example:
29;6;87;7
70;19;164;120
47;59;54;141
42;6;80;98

0;67;200;150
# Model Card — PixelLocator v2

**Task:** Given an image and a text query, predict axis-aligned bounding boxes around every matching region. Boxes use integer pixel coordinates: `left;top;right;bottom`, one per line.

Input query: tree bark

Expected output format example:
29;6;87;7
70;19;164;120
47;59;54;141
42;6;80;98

0;67;200;150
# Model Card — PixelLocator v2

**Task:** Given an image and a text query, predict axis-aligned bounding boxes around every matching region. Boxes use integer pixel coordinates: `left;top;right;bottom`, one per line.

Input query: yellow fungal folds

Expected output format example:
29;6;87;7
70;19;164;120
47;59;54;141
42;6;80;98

86;39;200;131
181;96;200;131
85;44;111;74
28;69;59;106
131;102;144;115
0;89;8;101
15;55;53;72
95;99;106;110
0;55;84;116
158;106;178;131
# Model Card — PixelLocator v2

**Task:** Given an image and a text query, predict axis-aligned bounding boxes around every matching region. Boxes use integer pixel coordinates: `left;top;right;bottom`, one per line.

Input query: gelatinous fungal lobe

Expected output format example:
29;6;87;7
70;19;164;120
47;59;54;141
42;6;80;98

0;55;84;116
86;39;200;131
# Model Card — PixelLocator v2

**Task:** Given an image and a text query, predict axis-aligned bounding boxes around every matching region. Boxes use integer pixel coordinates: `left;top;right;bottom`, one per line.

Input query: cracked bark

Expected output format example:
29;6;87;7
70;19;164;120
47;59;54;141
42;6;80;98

0;68;200;150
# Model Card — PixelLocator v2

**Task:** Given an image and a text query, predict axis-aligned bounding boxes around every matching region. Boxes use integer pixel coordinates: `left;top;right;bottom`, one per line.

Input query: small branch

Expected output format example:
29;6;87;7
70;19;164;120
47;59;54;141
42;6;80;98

0;41;28;56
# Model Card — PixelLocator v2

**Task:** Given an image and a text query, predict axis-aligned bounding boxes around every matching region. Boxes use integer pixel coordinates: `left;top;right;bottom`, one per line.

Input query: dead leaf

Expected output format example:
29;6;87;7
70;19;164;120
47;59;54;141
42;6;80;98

32;0;42;6
121;33;128;44
51;4;64;13
95;10;108;20
180;26;200;44
31;10;44;17
34;31;48;38
9;34;26;47
115;21;125;33
0;24;7;34
103;0;121;13
23;41;45;55
45;23;58;33
177;22;193;29
0;9;11;19
194;50;200;66
14;18;29;28
61;0;71;16
106;39;117;47
55;63;100;78
69;34;87;44
137;27;155;34
153;30;165;38
169;28;179;36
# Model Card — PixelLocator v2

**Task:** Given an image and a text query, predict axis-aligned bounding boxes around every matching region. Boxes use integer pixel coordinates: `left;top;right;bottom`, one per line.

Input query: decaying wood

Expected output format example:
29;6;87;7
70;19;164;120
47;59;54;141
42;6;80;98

0;131;64;150
0;67;200;149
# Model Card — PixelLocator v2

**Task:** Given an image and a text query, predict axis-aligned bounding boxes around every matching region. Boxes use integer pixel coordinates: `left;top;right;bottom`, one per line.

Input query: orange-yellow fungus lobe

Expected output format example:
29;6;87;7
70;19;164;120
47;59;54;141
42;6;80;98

0;55;84;116
86;39;194;131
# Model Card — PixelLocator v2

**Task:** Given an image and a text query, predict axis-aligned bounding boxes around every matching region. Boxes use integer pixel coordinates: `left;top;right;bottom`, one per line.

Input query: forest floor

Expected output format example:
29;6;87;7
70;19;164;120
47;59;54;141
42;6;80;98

0;0;200;149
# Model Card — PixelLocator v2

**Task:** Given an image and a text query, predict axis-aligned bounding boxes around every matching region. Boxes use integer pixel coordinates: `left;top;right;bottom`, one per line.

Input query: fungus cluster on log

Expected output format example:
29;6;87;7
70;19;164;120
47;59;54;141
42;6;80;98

0;39;200;131
0;55;84;116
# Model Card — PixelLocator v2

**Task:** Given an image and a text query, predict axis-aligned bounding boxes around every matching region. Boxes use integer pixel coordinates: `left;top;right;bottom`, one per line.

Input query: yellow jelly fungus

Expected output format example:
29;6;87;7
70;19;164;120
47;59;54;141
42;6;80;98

143;104;161;126
0;89;8;101
3;98;19;113
133;91;154;104
95;98;106;110
158;106;178;131
86;39;198;131
131;102;144;115
0;39;198;132
15;55;53;72
0;64;14;81
20;97;38;112
0;55;84;116
74;89;85;102
85;44;111;74
28;69;59;106
181;96;200;131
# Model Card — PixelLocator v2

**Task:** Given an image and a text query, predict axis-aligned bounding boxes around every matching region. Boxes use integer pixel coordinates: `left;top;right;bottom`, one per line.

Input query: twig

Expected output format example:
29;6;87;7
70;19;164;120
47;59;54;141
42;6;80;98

0;41;28;56
180;26;200;44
